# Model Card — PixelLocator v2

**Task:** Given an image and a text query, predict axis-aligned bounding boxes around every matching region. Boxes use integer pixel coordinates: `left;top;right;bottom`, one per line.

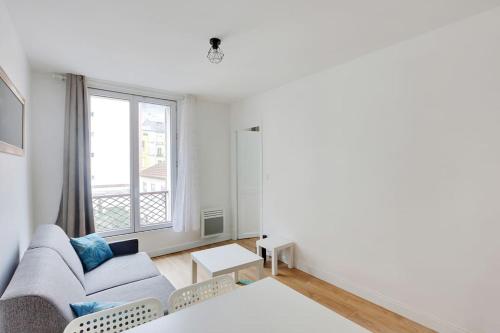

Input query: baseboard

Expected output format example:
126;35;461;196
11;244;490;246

147;233;232;257
295;260;470;333
237;232;260;239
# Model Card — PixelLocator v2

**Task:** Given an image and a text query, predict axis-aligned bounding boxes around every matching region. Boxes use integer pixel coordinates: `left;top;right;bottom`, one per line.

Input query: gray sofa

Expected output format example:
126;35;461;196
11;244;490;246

0;224;175;333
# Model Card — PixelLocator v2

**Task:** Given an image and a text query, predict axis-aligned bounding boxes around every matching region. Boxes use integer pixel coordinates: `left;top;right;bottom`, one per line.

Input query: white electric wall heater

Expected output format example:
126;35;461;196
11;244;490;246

201;208;224;238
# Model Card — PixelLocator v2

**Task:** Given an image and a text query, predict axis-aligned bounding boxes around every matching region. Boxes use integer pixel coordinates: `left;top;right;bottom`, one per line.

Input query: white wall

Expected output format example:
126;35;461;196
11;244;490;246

231;7;500;333
0;0;32;294
30;73;232;253
30;72;65;226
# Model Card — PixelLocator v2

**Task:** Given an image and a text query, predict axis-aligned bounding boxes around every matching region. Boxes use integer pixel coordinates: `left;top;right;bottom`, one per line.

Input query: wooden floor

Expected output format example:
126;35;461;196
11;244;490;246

153;238;435;333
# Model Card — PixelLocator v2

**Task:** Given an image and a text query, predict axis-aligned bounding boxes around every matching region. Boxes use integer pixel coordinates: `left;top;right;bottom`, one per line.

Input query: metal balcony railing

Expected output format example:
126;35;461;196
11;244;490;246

92;191;169;233
139;191;169;226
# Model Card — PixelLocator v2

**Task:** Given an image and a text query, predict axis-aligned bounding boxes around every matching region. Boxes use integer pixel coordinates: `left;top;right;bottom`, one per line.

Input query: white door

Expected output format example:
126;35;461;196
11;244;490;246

236;130;262;239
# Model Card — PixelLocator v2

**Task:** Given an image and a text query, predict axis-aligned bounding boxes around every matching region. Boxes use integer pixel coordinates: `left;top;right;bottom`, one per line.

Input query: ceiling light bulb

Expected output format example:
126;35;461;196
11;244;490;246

207;37;224;64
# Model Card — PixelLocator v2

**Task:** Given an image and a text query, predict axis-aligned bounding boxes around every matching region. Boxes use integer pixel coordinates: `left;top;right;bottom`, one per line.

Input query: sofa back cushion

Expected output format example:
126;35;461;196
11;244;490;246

0;247;87;333
29;224;85;287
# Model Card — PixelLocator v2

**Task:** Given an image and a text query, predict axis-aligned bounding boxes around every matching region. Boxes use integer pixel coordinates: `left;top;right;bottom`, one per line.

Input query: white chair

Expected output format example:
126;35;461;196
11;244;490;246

63;298;163;333
168;275;236;313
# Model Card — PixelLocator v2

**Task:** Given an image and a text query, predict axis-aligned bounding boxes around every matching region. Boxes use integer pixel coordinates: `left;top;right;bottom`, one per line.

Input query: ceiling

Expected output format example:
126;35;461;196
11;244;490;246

5;0;500;102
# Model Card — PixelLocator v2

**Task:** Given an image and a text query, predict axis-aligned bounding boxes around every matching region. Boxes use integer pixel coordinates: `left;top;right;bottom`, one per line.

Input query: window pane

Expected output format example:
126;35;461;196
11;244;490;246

138;102;171;226
90;96;131;233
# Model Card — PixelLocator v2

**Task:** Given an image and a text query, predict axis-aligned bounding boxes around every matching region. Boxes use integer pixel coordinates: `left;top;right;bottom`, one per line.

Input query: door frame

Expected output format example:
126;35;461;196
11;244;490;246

234;128;263;240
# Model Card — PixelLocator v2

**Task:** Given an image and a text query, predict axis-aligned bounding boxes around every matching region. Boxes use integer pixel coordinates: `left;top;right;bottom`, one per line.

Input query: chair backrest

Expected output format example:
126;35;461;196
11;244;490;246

168;275;236;313
63;298;163;333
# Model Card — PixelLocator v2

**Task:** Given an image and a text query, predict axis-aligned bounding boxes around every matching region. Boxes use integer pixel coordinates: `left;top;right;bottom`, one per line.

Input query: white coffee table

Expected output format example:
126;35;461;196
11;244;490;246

191;244;264;284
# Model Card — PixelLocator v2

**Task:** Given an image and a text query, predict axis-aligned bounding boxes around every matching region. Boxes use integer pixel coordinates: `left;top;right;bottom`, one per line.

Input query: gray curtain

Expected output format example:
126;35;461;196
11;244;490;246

56;74;95;237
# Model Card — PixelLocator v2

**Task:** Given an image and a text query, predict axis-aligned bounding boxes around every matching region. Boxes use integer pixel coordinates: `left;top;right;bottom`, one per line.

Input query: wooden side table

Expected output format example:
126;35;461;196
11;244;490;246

256;237;294;276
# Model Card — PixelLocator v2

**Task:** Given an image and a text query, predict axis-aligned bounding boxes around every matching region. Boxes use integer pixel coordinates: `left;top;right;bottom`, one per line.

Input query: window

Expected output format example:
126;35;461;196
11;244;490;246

89;89;176;236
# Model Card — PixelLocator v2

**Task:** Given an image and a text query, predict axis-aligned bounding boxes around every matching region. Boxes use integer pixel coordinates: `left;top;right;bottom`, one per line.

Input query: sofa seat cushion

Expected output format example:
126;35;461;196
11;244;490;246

84;252;160;294
85;275;175;312
28;224;86;287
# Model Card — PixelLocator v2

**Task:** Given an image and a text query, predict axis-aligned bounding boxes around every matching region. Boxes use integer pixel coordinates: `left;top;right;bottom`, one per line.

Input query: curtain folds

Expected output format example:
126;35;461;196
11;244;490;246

56;74;95;237
173;95;200;232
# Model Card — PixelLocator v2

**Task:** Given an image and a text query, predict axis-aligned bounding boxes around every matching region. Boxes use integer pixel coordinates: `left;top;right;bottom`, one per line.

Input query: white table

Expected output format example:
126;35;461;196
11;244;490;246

256;237;294;275
127;277;370;333
191;244;264;283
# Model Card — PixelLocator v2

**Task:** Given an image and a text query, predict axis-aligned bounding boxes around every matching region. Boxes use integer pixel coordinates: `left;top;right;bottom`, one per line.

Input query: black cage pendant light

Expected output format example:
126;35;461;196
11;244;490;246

207;37;224;64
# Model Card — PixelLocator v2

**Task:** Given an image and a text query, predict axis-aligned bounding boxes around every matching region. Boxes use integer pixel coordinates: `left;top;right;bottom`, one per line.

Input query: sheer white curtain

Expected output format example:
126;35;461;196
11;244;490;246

173;95;200;232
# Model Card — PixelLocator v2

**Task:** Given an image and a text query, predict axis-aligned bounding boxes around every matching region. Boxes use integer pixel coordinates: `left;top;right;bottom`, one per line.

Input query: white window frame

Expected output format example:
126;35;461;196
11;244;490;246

88;88;177;237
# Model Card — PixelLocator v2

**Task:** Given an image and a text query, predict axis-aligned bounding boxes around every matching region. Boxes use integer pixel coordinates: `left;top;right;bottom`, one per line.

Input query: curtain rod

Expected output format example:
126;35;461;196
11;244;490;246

52;73;66;81
51;73;186;101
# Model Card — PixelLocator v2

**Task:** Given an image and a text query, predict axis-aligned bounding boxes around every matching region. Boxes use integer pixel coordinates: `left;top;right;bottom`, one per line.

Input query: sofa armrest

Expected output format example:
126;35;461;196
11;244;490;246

108;239;138;256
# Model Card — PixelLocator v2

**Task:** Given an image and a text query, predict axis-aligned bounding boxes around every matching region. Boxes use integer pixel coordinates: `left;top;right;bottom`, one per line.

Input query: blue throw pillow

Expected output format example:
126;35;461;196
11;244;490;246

70;234;113;272
70;301;124;317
